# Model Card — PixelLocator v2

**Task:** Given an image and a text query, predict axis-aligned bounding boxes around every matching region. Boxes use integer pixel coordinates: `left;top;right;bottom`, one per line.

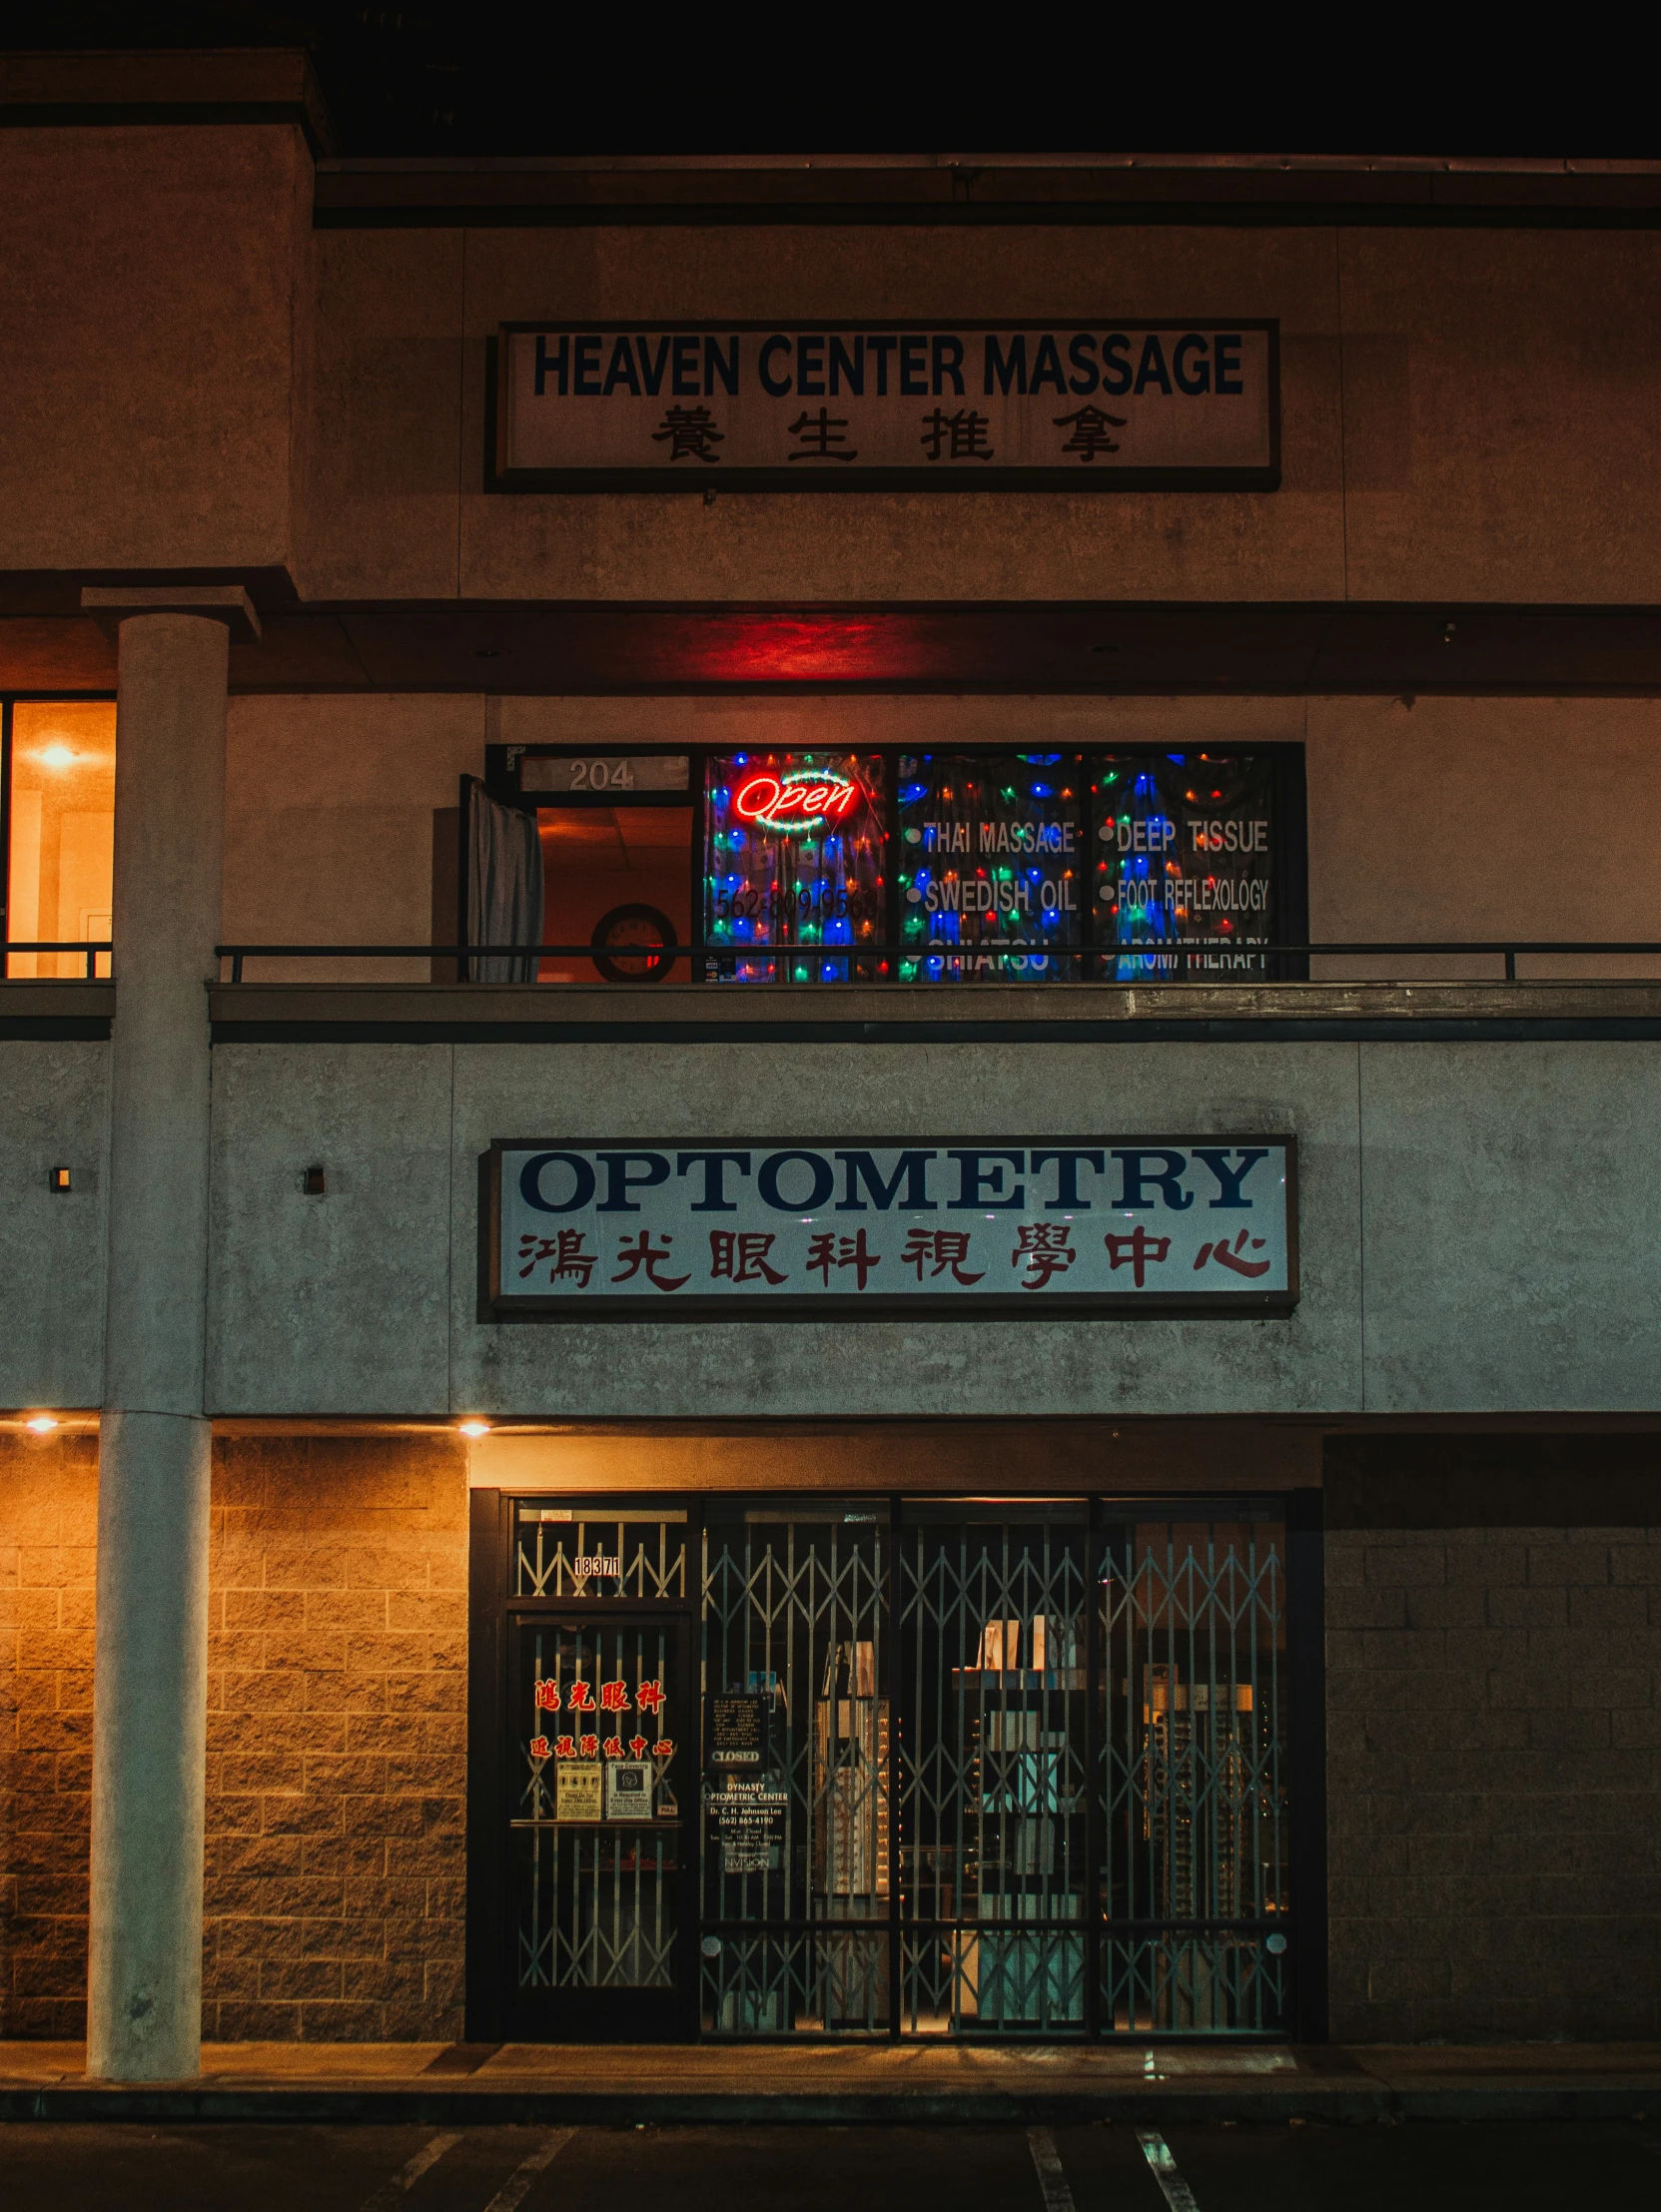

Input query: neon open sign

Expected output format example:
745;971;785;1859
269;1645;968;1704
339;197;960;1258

732;769;863;833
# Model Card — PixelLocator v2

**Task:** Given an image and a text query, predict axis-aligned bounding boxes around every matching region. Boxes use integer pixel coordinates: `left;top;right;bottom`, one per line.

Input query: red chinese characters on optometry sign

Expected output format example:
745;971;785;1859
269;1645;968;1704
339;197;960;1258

1195;1227;1271;1278
495;1141;1295;1310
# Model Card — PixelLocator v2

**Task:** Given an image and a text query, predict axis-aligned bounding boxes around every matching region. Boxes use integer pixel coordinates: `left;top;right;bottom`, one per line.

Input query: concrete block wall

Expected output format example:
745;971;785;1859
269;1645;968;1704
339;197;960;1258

10;1420;1660;2045
1324;1446;1661;2042
0;1431;97;2037
204;1434;468;2041
1;1429;468;2042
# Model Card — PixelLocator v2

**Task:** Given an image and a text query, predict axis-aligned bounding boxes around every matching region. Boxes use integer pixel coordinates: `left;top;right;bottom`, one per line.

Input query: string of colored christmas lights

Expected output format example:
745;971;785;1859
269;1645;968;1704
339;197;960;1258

699;747;1275;985
898;752;1082;982
703;751;886;984
1095;752;1275;982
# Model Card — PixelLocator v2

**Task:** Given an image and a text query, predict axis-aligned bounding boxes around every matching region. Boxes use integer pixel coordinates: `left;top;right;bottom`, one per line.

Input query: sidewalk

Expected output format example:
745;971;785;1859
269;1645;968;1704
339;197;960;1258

4;2038;1661;2124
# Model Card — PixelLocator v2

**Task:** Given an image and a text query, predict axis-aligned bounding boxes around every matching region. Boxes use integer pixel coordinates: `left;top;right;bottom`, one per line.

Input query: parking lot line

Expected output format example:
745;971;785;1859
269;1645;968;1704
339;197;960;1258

358;2132;463;2212
1027;2125;1077;2212
479;2128;577;2212
1137;2130;1201;2212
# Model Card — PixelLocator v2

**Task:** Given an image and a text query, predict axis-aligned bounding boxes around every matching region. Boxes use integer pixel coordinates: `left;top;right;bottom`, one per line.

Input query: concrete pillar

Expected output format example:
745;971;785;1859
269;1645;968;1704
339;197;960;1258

81;596;248;2080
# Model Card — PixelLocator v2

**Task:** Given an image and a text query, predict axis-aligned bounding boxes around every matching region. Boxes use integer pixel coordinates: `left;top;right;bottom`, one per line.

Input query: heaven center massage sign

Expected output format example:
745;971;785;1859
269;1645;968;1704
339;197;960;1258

490;323;1279;491
481;1136;1297;1318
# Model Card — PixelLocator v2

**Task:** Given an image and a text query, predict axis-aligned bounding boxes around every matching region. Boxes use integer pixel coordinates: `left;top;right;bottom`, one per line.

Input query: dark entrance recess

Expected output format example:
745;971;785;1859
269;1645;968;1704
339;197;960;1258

466;1488;1326;2042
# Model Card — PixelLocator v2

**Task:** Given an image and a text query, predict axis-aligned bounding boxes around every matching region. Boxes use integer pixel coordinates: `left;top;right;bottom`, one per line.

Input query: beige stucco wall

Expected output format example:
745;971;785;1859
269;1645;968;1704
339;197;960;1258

4;119;1661;610
448;228;1346;608
1305;694;1661;979
295;226;463;602
300;220;1661;607
1336;230;1661;606
0;124;314;576
225;693;481;979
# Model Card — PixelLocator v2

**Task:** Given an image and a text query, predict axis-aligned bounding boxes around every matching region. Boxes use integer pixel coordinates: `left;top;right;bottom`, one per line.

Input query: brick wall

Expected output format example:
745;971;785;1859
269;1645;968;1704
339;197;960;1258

1;1429;467;2042
1326;1519;1661;2041
204;1434;468;2041
0;1430;97;2038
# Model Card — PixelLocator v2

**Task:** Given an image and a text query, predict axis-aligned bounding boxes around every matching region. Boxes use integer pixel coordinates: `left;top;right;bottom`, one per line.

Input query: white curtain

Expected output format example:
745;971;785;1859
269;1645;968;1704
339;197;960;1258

466;781;544;984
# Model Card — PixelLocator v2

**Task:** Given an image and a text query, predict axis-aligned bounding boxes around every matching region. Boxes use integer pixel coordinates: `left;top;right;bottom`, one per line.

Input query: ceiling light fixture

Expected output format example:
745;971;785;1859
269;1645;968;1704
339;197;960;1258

24;1413;59;1433
39;743;77;768
457;1418;491;1438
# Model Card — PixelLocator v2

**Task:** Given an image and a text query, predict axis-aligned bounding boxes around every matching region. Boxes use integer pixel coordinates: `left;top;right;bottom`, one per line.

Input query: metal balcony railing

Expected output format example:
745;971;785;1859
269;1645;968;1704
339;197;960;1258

10;940;1661;986
199;940;1661;984
0;940;113;980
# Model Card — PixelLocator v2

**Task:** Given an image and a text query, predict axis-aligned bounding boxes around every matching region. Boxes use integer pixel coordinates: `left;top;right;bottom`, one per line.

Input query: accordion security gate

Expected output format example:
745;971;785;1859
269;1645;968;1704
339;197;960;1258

701;1505;891;2032
697;1501;1291;2039
1099;1521;1289;2033
492;1497;1295;2039
502;1508;695;2039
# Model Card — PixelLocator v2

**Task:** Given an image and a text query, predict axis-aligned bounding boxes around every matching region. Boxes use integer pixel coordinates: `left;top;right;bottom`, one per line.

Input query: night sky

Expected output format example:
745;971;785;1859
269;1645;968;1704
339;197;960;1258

6;3;1648;161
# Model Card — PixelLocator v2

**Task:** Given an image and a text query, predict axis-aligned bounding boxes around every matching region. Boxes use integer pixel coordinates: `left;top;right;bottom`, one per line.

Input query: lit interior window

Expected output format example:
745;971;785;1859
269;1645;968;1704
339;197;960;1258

6;701;116;979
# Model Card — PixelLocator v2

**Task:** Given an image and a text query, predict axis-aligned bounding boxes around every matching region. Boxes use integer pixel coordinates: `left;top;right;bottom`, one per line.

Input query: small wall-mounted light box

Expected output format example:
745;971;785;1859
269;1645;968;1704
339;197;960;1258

48;1166;72;1193
301;1165;327;1196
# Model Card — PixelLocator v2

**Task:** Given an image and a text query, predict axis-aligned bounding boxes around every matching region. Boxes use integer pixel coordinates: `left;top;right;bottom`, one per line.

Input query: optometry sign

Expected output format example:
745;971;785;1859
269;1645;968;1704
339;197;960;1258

482;1136;1297;1318
491;323;1278;491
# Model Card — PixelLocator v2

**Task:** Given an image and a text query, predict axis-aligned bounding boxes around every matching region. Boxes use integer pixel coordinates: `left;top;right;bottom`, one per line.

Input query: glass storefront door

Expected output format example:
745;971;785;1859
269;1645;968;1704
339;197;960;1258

500;1506;695;2039
701;1502;891;2032
481;1495;1298;2041
896;1503;1092;2033
1099;1515;1289;2031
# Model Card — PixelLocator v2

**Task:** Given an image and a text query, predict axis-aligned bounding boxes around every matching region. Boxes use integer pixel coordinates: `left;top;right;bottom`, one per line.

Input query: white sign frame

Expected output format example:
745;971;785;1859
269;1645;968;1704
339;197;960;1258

491;322;1279;492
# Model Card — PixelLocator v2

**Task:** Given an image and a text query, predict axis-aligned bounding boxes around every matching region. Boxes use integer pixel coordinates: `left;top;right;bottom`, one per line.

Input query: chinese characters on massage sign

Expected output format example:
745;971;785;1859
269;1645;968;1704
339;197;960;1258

494;326;1277;485
487;1139;1296;1314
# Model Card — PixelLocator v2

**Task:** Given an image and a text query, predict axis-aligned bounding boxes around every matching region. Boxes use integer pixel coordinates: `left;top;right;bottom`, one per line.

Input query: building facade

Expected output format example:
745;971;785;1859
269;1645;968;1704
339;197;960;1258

3;53;1661;2069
